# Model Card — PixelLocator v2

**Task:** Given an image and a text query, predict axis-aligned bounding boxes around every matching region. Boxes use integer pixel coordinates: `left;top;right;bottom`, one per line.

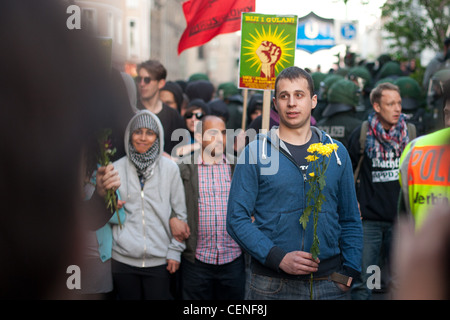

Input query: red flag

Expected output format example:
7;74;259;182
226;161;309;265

178;0;255;55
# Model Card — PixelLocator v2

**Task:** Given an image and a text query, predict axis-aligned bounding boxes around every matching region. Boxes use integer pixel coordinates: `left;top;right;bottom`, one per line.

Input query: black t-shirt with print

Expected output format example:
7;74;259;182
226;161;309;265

282;130;320;173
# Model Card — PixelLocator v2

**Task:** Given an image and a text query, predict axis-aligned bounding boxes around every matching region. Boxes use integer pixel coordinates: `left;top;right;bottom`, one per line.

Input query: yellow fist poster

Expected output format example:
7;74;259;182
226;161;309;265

239;13;298;90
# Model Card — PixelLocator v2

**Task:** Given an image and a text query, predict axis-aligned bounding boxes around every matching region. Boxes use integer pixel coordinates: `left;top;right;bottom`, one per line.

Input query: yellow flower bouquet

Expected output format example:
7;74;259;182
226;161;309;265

299;142;338;298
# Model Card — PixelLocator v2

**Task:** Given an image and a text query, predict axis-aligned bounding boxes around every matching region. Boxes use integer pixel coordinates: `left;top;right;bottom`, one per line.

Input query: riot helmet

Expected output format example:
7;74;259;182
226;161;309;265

394;76;425;111
322;79;360;117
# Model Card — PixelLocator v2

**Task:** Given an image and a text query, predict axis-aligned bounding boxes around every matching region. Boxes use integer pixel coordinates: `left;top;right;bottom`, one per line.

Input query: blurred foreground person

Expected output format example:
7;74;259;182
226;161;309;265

392;204;450;299
0;0;122;298
79;159;126;300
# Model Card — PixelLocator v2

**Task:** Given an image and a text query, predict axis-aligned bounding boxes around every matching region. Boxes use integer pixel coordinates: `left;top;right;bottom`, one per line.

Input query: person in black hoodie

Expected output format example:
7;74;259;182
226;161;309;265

136;60;186;156
0;0;122;299
347;82;414;300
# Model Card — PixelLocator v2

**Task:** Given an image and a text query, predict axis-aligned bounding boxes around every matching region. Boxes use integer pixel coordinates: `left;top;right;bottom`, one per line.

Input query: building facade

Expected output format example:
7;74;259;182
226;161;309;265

65;0;256;87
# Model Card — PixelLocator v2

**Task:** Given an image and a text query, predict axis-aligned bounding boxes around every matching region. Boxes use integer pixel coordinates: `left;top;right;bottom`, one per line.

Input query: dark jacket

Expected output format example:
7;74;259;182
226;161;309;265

178;152;236;263
348;124;403;222
317;111;363;149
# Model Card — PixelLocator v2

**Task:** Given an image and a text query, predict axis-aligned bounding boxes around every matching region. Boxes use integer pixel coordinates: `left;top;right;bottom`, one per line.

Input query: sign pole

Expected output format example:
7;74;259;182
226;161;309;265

241;89;249;130
262;90;271;132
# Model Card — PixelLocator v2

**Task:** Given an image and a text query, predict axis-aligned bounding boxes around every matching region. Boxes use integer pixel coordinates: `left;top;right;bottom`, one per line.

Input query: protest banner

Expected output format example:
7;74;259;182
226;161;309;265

238;13;297;130
178;0;255;55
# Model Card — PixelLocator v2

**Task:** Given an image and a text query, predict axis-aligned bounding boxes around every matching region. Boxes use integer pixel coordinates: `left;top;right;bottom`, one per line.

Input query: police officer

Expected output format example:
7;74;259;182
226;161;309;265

399;126;450;230
427;68;450;132
311;71;327;96
217;82;243;130
317;79;363;149
313;74;344;123
347;66;373;120
394;76;432;136
374;60;403;84
422;37;450;89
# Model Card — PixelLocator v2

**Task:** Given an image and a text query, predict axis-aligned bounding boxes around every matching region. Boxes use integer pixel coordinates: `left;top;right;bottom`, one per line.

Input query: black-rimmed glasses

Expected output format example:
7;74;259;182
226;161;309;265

184;112;204;120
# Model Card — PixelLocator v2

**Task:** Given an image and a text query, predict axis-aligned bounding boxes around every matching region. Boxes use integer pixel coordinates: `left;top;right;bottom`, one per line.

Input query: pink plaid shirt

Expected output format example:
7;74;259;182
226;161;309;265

196;155;242;265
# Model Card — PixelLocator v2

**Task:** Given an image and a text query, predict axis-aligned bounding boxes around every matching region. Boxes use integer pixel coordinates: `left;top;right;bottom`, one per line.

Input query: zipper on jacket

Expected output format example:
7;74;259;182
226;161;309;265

276;144;307;251
141;187;146;267
264;131;330;252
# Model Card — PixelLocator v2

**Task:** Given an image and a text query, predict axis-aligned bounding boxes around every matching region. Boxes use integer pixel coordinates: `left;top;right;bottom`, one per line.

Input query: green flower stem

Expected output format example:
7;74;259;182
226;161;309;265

97;128;121;228
300;142;338;300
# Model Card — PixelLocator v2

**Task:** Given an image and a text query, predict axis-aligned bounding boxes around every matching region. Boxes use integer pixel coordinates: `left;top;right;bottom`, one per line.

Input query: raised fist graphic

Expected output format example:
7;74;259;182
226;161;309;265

255;41;282;78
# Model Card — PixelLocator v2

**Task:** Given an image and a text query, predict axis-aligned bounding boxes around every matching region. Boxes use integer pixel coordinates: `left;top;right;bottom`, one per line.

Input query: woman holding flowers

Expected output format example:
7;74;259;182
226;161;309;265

111;110;187;300
227;66;363;300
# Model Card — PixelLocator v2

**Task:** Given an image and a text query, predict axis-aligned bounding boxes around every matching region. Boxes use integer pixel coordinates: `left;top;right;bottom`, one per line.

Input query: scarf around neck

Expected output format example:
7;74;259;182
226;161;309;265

365;112;409;160
128;113;160;181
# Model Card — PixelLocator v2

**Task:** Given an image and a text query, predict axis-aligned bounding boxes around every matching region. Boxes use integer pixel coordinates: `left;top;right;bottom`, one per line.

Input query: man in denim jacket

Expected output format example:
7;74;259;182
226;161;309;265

227;66;363;300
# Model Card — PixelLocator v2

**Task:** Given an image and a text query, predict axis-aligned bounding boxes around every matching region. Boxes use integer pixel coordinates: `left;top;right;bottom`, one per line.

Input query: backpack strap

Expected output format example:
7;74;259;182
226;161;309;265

359;120;369;154
354;121;368;183
407;123;416;141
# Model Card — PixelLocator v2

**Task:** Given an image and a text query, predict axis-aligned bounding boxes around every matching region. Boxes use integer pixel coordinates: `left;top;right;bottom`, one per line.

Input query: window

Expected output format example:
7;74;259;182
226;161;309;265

198;46;205;60
117;18;123;45
128;18;140;57
107;12;114;39
127;0;139;9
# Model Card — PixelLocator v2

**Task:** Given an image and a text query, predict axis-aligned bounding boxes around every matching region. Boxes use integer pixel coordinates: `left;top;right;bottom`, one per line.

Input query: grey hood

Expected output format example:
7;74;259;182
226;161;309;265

123;110;165;162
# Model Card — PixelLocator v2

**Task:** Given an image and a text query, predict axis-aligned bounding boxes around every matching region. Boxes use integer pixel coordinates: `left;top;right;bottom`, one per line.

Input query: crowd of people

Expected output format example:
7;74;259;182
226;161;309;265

78;55;450;300
1;0;449;301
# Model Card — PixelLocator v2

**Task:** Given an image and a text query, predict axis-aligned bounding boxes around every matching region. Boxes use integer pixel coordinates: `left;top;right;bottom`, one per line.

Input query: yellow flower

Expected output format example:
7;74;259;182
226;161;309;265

309;172;315;177
329;143;338;151
307;143;322;154
305;155;319;162
307;142;339;158
318;145;333;157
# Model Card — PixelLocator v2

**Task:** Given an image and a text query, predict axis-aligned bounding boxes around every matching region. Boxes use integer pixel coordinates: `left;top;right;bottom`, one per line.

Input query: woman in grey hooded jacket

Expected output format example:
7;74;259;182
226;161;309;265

111;110;187;300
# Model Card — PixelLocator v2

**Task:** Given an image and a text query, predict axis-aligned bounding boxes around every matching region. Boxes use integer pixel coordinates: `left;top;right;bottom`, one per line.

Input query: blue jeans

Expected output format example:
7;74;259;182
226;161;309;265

247;273;350;300
181;255;245;300
350;220;393;300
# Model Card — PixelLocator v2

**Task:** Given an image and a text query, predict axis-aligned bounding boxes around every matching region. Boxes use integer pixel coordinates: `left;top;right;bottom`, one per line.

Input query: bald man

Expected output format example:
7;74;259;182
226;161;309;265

172;116;245;300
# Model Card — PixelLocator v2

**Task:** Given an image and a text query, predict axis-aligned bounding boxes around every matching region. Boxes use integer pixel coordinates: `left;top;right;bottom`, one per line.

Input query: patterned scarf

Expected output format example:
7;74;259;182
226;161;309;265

128;113;160;181
365;112;409;160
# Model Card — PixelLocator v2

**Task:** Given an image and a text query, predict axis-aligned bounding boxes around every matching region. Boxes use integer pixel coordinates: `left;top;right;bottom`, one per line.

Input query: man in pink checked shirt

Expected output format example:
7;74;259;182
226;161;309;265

174;115;245;300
